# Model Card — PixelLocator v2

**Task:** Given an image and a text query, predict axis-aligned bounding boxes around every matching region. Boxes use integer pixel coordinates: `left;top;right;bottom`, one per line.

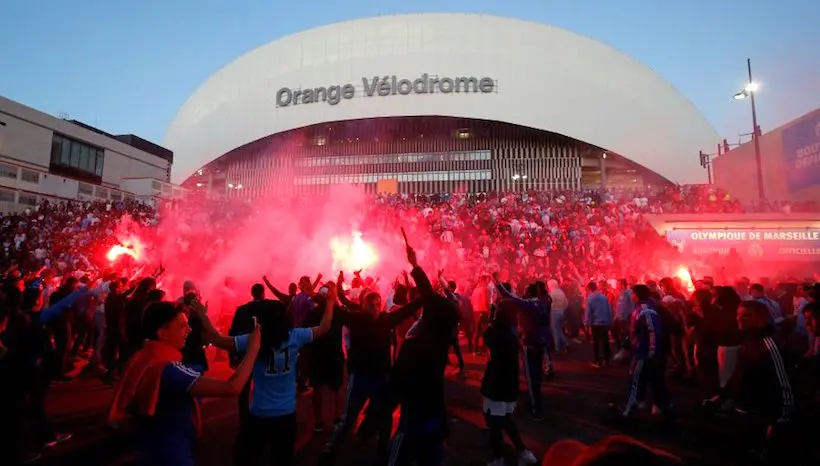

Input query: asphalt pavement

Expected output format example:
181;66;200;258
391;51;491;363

36;342;757;466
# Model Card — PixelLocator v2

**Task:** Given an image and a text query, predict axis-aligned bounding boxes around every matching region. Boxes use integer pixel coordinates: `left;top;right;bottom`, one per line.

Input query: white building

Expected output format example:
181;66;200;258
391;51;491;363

0;95;182;212
166;13;719;198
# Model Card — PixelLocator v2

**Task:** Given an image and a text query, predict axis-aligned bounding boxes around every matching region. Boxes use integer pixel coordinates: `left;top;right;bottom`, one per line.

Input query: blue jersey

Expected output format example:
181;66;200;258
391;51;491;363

630;302;663;361
235;328;313;418
136;363;201;466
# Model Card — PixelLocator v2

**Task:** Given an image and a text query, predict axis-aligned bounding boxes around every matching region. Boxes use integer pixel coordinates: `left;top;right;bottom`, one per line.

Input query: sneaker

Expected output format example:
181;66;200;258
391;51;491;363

613;348;630;361
590;362;602;369
314;421;325;433
518;449;538;465
487;458;505;466
44;432;72;448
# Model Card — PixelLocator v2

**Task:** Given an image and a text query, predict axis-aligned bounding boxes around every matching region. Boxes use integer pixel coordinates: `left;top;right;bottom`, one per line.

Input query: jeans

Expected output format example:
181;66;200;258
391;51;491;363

93;312;106;363
325;374;390;460
551;310;567;352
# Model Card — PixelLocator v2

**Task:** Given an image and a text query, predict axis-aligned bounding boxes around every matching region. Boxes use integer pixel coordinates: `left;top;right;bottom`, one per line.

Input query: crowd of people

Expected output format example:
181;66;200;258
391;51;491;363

0;185;818;466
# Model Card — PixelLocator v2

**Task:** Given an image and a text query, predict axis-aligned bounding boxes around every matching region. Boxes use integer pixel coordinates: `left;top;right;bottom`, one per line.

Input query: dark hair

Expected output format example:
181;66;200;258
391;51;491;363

251;283;265;300
21;287;42;310
146;289;165;302
739;299;770;323
715;286;741;311
447;280;457;292
259;300;291;359
632;284;651;301
750;283;765;293
691;289;712;309
525;283;538;298
143;302;185;340
587;281;598;292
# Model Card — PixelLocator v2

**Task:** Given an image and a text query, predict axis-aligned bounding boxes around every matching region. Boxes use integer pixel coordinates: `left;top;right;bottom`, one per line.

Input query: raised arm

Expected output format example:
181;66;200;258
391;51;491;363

263;276;291;303
309;282;337;340
191;323;261;397
189;299;236;351
385;299;423;328
336;274;363;312
41;288;90;324
406;246;435;299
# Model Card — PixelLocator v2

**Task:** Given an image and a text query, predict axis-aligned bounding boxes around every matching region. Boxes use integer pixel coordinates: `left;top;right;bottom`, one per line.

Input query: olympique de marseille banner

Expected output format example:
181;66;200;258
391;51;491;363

665;229;820;261
781;111;820;191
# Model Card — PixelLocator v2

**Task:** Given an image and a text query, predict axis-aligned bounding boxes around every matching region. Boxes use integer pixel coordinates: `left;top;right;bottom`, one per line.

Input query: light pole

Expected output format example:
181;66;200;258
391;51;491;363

733;58;765;201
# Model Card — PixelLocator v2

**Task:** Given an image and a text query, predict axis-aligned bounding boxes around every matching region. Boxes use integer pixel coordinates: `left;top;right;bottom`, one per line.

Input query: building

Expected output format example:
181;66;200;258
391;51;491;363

165;13;719;198
713;108;820;205
0;95;182;211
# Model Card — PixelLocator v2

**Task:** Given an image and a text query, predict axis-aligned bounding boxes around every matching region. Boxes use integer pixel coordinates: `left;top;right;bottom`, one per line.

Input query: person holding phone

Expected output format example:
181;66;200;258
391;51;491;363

234;282;337;466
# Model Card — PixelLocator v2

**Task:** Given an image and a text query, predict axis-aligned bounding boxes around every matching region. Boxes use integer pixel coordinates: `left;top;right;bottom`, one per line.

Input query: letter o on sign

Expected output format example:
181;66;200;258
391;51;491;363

276;88;293;107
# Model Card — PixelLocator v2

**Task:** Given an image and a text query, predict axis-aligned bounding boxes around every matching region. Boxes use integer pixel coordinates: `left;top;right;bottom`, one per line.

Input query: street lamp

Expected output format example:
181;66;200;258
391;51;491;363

733;58;765;201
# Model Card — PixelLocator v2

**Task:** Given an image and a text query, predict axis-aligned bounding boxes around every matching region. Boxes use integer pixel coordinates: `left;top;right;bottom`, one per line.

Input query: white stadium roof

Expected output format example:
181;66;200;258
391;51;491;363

165;13;718;184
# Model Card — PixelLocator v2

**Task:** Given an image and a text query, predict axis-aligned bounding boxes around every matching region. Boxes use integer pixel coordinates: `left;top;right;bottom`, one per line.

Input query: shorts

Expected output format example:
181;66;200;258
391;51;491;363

483;397;516;416
310;357;344;391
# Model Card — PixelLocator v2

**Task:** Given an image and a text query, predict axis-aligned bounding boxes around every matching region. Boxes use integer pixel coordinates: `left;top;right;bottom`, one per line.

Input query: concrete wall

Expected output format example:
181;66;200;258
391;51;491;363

0;96;171;186
713;108;820;205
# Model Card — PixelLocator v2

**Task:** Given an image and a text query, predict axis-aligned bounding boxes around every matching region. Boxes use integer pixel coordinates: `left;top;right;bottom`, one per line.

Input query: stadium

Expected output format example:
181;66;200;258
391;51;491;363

165;13;719;197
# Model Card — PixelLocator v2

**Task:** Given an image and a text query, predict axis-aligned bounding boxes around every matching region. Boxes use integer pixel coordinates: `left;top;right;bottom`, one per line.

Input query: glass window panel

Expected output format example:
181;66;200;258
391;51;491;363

95;151;104;176
79;146;89;172
51;135;62;163
70;142;81;168
60;138;71;165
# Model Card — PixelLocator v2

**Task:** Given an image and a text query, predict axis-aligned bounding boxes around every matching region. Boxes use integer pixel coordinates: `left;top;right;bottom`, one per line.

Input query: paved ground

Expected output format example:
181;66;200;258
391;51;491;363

34;342;773;466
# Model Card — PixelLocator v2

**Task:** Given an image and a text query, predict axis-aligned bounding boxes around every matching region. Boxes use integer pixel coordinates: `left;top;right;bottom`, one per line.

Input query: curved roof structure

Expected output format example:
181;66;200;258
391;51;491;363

165;13;718;184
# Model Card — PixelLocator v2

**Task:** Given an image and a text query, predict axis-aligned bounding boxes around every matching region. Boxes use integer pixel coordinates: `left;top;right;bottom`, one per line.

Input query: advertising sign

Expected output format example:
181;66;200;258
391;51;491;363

665;229;820;261
781;111;820;191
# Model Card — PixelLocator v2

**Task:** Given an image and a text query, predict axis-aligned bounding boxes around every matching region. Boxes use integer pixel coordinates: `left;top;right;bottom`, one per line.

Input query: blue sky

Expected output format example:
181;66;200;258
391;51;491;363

1;0;818;152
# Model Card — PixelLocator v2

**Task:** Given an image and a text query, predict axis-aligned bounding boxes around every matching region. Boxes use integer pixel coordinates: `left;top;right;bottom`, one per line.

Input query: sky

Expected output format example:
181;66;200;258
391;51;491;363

1;0;818;159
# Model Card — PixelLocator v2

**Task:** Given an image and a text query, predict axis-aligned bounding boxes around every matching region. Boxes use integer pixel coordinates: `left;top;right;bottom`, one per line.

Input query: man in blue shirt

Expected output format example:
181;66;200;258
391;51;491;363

233;284;336;466
616;284;672;423
585;281;613;367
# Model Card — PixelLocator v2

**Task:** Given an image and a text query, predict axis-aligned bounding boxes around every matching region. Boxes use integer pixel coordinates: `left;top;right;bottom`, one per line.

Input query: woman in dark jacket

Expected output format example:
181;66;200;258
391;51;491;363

480;300;538;466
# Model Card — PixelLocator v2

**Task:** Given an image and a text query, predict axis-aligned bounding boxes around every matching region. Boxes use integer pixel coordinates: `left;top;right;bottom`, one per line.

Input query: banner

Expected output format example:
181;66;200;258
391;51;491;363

782;111;820;191
666;229;820;261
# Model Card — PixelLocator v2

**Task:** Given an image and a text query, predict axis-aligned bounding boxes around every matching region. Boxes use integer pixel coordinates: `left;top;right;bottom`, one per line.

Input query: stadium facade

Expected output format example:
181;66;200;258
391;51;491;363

165;13;719;197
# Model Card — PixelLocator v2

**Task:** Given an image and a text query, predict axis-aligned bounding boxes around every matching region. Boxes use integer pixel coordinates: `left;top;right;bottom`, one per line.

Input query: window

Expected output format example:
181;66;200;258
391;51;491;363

49;134;104;180
60;137;71;165
95;150;104;176
0;163;18;179
17;193;37;206
152;181;163;191
110;191;122;201
20;169;40;183
78;183;93;196
51;135;62;163
0;188;15;202
95;187;108;199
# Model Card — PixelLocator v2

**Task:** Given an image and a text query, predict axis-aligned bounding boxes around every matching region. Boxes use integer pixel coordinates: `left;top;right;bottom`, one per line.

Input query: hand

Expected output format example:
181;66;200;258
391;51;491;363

491;271;500;284
247;318;262;355
437;269;444;278
190;298;208;317
337;271;344;284
262;275;269;283
325;281;338;303
406;246;418;267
